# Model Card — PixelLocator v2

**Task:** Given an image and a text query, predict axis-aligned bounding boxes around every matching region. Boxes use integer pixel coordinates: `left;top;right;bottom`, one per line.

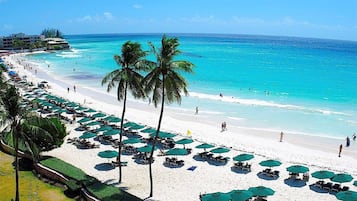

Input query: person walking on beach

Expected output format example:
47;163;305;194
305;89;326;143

195;106;199;115
352;133;356;141
221;122;227;132
338;144;343;157
280;131;284;142
67;87;69;93
73;85;76;92
346;136;350;147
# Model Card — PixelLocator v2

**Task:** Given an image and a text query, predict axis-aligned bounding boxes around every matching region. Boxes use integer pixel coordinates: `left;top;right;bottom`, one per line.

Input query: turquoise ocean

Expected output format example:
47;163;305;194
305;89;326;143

27;34;357;139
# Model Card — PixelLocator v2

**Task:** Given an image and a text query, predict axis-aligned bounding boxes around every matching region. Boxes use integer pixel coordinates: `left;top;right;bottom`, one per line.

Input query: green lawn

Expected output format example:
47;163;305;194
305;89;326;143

0;151;74;201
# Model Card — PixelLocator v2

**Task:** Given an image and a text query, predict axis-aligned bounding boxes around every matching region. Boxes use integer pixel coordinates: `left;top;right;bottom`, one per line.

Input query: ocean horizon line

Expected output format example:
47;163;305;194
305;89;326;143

61;32;357;43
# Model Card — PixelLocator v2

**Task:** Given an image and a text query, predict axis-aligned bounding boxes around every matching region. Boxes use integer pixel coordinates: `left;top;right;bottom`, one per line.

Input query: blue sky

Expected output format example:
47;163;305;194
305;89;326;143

1;0;357;41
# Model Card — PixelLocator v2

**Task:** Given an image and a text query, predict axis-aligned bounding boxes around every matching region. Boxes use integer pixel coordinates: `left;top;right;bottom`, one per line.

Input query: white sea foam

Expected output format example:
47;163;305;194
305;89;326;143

188;91;350;116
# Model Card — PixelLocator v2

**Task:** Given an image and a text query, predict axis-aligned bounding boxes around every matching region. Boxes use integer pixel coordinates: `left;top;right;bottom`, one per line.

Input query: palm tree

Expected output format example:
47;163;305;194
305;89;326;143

0;85;23;201
102;41;150;183
142;35;194;197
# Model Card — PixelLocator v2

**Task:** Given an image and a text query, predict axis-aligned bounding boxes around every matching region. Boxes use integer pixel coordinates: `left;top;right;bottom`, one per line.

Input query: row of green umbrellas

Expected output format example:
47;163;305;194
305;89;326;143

201;186;275;201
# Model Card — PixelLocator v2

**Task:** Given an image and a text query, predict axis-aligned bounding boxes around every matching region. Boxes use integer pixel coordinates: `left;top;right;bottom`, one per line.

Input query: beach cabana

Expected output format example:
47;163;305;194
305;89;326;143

228;190;253;201
331;173;353;183
201;192;231;201
248;186;275;197
335;190;357;201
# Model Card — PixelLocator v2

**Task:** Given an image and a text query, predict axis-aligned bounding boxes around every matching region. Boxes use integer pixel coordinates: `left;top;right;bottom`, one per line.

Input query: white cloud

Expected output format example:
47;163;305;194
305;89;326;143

232;17;265;25
74;12;115;23
103;12;113;20
133;4;143;9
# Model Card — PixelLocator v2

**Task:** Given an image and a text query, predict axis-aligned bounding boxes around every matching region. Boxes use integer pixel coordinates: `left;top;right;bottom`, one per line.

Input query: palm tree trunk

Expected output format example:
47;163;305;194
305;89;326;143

14;121;20;201
118;83;128;183
149;76;166;197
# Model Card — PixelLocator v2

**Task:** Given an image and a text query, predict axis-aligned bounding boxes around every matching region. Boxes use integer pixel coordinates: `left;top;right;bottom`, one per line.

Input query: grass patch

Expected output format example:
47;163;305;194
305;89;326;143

0;151;73;201
86;182;142;201
40;157;89;182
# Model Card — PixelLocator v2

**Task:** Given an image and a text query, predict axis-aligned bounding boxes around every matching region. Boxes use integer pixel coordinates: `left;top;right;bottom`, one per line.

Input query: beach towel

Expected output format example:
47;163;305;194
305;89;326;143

187;166;197;171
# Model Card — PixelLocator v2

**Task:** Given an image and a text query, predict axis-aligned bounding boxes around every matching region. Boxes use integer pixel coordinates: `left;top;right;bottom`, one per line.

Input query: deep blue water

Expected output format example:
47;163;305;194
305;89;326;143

27;33;357;138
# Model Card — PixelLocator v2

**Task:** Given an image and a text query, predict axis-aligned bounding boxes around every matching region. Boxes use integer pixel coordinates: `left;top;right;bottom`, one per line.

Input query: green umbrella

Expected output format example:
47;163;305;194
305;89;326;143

228;190;253;201
92;112;106;118
123;138;141;144
96;125;113;132
76;106;87;111
86;121;101;126
286;165;309;174
137;145;157;153
335;191;357;201
311;170;335;180
78;117;92;123
233;153;254;162
331;173;354;183
98;150;118;158
103;129;119;136
103;116;121;123
79;132;96;139
149;131;176;138
201;192;231;201
66;102;78;108
85;108;96;113
354;181;357;187
210;147;230;154
123;122;145;130
165;148;188;156
248;186;275;197
196;143;215;149
175;138;194;145
54;108;67;114
259;159;282;167
141;127;156;133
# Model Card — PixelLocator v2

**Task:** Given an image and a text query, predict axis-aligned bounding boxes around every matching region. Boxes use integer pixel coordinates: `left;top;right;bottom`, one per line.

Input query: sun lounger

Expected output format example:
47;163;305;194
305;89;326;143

331;183;341;193
341;186;349;191
322;182;333;191
314;180;324;188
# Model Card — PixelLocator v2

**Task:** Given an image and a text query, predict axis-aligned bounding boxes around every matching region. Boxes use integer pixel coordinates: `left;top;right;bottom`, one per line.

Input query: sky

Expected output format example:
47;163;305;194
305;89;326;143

1;0;357;41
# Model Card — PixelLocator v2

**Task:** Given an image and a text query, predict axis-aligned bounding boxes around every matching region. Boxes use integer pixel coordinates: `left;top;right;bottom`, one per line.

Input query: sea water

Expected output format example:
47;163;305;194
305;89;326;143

27;34;357;139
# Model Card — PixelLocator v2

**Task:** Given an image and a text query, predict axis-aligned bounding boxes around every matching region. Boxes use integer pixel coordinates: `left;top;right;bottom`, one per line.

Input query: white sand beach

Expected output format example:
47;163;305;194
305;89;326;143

3;53;357;201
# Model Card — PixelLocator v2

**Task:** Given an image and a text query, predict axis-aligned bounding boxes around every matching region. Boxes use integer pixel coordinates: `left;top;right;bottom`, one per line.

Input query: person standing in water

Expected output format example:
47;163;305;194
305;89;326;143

280;131;284;142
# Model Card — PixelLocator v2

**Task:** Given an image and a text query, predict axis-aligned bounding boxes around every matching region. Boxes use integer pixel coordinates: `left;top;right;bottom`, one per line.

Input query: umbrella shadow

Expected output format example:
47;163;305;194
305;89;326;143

192;155;206;162
94;163;115;171
163;162;184;169
256;172;279;180
231;167;250;174
284;178;307;188
207;159;228;166
308;184;329;193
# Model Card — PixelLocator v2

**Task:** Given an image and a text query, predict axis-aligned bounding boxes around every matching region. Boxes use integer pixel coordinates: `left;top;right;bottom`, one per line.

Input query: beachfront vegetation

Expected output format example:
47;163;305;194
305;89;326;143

101;41;150;183
41;28;63;38
0;74;67;200
142;35;194;197
0;151;73;201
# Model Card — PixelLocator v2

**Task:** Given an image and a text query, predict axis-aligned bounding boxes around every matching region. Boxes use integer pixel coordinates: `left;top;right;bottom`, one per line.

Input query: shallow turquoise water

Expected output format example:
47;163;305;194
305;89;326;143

27;34;357;138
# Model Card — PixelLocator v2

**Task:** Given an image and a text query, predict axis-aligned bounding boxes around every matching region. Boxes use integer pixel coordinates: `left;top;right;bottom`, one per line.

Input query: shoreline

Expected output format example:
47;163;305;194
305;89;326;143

3;52;357;200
